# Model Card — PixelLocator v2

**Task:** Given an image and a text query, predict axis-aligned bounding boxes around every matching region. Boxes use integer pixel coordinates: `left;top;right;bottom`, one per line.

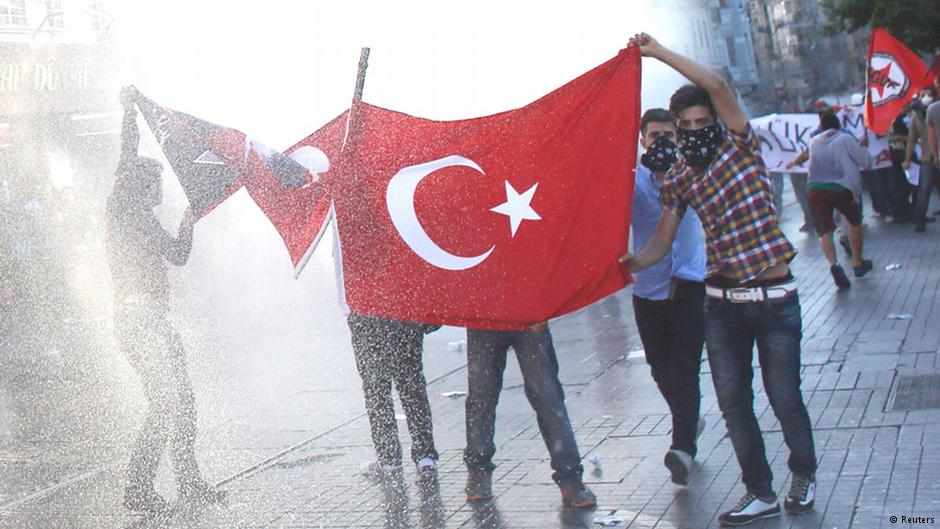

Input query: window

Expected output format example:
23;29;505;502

726;37;738;66
46;0;64;29
0;0;27;26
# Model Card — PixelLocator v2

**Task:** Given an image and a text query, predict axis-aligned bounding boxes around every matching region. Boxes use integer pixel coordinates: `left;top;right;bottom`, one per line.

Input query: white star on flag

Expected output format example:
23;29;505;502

490;181;541;237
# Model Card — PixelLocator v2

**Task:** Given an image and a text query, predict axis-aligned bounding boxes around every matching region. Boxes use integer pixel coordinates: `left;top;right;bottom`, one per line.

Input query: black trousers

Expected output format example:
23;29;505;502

632;280;706;457
348;314;438;465
116;304;200;490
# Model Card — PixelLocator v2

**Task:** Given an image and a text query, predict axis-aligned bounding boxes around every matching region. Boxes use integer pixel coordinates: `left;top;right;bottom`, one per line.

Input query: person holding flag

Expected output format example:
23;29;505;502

629;108;707;486
348;314;441;480
107;86;225;513
621;34;817;526
462;322;597;508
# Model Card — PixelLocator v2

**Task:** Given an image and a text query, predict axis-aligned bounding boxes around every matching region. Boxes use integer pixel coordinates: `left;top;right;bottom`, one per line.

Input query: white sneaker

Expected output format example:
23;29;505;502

361;461;402;480
784;474;816;513
718;492;780;526
664;449;693;485
416;457;438;474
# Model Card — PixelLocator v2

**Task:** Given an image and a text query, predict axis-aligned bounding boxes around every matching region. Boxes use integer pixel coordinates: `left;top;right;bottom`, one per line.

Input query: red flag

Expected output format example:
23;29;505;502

333;49;640;330
865;28;928;135
927;55;940;88
244;111;348;273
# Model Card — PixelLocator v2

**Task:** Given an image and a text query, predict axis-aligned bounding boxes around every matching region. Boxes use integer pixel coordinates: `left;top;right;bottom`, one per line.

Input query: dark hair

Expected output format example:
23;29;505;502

669;84;716;121
819;112;841;131
640;108;674;134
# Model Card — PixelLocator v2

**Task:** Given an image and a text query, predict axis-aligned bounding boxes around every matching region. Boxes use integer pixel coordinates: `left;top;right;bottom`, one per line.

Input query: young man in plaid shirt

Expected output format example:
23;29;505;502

622;33;817;526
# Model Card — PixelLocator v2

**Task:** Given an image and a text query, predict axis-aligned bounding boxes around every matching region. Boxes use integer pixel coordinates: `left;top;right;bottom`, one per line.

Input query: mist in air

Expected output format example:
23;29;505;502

1;1;695;526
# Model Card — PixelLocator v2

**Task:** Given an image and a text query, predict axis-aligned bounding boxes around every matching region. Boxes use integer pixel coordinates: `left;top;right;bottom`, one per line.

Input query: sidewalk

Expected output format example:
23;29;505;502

2;190;940;528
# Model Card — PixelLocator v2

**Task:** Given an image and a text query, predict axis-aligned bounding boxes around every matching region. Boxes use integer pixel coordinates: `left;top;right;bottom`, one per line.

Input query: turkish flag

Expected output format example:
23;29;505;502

244;111;348;273
865;28;928;135
333;48;640;330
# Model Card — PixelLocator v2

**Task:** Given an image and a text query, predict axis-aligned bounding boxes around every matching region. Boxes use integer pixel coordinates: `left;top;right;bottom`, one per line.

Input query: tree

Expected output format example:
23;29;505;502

821;0;940;55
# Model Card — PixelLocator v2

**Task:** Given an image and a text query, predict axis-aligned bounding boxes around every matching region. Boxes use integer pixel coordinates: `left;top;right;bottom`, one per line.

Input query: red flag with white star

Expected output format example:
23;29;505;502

865;28;928;135
332;48;640;329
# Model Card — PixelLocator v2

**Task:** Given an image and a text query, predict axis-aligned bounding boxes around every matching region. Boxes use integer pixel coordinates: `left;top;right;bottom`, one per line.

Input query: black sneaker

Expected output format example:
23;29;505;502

123;485;170;513
718;492;780;526
557;478;597;508
830;264;851;289
465;469;493;502
853;259;873;278
784;474;816;513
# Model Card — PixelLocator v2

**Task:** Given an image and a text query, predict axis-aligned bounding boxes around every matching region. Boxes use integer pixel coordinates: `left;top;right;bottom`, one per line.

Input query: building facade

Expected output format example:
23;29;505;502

1;0;120;354
746;0;868;114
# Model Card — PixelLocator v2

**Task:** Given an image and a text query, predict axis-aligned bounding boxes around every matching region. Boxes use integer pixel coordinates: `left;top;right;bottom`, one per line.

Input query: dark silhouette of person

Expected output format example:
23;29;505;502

106;86;224;513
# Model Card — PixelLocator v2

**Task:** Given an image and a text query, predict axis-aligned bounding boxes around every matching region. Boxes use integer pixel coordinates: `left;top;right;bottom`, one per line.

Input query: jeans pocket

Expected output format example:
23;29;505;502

767;293;801;322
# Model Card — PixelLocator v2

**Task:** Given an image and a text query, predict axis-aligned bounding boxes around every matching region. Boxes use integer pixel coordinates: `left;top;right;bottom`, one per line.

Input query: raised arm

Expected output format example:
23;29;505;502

117;86;140;174
629;33;749;134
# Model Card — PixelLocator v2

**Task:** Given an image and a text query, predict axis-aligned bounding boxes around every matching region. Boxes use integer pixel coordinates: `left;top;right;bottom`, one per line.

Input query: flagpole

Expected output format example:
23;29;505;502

323;47;371;300
295;47;371;279
353;47;370;102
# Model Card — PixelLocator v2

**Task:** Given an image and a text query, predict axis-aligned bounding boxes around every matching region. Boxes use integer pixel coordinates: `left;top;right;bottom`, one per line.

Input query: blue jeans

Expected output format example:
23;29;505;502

463;326;584;483
704;292;816;497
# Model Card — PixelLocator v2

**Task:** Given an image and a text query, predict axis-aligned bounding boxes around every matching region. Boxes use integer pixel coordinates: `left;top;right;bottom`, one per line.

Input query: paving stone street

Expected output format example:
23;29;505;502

2;187;940;529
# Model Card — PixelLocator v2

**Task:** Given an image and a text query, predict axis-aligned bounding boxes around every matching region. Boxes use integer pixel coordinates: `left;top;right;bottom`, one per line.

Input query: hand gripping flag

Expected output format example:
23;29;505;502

333;48;641;330
137;93;321;219
865;28;928;135
244;111;348;274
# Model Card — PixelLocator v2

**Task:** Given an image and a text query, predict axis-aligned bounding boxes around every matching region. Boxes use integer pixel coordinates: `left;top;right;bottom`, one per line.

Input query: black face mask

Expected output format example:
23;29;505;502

640;135;679;173
678;123;723;168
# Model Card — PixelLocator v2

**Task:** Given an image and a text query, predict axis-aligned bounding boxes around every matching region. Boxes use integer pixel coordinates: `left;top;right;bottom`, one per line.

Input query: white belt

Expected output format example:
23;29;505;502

705;280;797;303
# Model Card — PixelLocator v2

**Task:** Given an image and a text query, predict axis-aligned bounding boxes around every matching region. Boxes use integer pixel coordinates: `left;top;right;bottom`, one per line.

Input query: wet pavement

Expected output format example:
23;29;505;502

2;188;940;528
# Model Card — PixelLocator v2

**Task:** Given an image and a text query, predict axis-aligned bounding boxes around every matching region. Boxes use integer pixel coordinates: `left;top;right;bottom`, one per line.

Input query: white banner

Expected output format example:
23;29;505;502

750;108;892;174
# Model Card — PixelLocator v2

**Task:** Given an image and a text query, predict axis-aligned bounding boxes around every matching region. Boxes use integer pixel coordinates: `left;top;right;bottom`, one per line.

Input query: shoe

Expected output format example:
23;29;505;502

465;468;493;502
664;449;693;485
838;237;852;257
830;264;851;289
416;457;438;475
926;217;937;223
915;223;926;232
798;223;815;233
558;478;597;508
853;259;873;278
123;485;170;513
718;492;780;526
362;461;403;480
784;474;816;513
178;479;227;504
932;209;940;216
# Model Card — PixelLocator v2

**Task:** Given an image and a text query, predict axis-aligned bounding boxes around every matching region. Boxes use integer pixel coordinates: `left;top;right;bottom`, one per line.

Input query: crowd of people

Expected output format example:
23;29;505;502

82;31;940;528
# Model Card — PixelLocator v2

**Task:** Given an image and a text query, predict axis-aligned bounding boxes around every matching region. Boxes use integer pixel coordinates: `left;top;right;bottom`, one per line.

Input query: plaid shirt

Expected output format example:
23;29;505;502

660;124;795;282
